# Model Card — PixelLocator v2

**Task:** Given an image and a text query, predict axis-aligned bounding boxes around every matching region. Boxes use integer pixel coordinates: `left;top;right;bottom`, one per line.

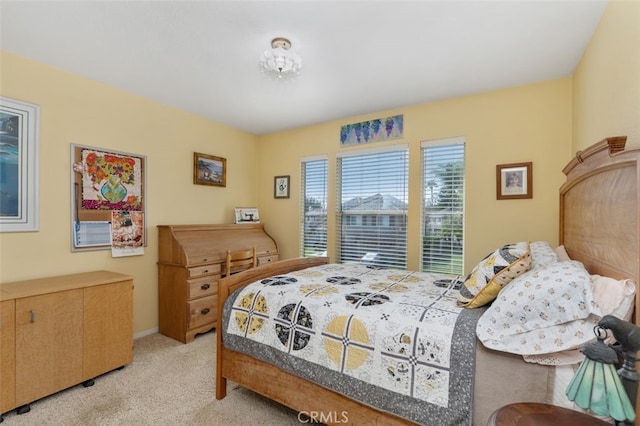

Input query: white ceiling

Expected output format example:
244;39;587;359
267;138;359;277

0;1;607;135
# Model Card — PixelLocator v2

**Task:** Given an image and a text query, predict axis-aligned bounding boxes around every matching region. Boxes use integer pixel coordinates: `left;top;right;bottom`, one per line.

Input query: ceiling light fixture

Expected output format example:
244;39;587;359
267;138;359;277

259;37;302;80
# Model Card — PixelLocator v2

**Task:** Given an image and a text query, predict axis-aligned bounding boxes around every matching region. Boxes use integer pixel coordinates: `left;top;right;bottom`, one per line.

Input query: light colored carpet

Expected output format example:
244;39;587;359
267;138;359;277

1;331;304;425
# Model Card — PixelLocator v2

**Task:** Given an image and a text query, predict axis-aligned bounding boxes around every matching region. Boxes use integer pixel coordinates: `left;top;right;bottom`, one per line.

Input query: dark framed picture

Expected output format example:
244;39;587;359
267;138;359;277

496;162;532;200
194;152;226;187
274;175;290;199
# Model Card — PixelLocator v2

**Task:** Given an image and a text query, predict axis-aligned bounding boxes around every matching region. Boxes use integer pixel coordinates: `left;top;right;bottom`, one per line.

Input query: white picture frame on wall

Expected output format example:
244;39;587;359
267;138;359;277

0;97;40;232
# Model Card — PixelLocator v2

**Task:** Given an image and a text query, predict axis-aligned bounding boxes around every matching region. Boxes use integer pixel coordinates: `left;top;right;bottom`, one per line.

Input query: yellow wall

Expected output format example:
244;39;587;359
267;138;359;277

257;79;572;271
1;0;636;336
0;52;259;335
573;0;640;151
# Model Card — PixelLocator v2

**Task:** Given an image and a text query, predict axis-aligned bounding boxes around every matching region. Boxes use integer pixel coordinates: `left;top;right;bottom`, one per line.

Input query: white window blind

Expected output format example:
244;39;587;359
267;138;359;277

337;148;408;269
300;158;328;257
421;139;465;274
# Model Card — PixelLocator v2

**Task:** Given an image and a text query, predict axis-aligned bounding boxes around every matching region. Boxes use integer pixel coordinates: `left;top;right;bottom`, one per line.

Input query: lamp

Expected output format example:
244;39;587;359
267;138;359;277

566;315;640;424
259;37;302;80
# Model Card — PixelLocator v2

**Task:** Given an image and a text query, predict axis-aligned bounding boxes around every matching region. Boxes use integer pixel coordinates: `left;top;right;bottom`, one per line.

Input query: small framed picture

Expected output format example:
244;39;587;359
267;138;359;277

234;207;260;224
496;162;533;200
194;152;226;187
274;175;290;199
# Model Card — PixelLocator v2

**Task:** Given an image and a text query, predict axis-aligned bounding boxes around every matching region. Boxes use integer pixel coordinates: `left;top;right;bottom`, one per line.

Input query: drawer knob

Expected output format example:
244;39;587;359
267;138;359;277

201;308;211;315
203;269;209;273
201;283;210;290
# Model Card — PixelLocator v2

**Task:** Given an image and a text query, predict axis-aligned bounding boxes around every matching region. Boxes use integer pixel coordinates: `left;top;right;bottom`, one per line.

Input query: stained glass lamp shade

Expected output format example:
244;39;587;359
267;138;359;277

566;326;636;423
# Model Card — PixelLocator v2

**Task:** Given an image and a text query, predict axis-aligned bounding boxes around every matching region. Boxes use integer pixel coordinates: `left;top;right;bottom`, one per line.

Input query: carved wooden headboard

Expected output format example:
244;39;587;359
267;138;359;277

560;135;640;426
560;135;639;322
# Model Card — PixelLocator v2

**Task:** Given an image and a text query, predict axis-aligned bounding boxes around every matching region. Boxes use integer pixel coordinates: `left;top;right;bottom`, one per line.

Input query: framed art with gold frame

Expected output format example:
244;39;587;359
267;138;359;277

194;152;226;187
496;162;532;200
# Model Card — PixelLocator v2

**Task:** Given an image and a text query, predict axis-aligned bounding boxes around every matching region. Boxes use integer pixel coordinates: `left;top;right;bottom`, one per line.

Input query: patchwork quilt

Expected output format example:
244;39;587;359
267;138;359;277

223;263;485;425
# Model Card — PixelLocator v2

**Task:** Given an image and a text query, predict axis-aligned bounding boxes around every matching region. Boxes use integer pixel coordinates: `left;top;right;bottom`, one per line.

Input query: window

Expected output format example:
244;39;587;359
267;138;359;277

421;138;465;275
337;147;408;269
300;157;328;257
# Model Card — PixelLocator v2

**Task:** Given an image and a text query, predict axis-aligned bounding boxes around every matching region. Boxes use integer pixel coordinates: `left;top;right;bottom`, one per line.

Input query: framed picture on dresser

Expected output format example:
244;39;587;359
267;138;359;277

234;207;260;224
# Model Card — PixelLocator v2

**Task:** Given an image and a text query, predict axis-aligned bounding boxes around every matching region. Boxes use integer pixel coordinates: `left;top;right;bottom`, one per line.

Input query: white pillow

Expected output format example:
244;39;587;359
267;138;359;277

554;245;571;261
522;275;636;365
476;260;598;356
530;241;559;267
591;275;635;322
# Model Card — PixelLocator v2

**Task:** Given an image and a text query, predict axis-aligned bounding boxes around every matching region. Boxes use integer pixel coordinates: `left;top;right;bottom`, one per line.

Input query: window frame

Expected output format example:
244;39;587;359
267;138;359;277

300;155;328;258
336;145;409;269
421;137;466;275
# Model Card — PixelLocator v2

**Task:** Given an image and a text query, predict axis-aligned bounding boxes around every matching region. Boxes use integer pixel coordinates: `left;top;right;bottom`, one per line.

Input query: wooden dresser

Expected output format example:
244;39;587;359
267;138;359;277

157;223;279;343
0;271;133;417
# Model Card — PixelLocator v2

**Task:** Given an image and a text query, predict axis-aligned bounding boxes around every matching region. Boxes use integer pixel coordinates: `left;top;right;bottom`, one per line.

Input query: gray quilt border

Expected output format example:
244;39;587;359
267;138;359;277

222;286;486;426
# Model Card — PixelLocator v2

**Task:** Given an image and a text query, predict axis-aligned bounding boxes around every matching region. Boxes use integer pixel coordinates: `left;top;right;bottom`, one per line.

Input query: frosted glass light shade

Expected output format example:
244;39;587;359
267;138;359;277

259;37;302;80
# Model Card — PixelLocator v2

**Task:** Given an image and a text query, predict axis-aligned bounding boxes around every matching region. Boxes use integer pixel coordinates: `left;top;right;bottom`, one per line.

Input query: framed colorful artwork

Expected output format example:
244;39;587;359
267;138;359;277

70;144;147;251
194;152;226;187
496;162;533;200
0;97;40;232
274;175;290;199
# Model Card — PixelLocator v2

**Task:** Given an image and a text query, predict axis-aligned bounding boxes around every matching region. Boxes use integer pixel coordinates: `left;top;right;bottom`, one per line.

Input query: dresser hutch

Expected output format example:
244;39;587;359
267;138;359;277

157;223;278;343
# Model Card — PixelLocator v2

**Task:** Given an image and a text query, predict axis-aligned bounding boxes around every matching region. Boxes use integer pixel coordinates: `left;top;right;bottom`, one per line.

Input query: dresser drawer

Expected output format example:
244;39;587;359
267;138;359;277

188;254;219;265
187;275;219;299
188;296;216;329
187;263;221;279
258;254;279;266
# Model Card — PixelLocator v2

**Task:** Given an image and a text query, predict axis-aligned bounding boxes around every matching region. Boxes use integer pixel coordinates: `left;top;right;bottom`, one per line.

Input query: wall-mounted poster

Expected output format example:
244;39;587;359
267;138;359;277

71;144;147;252
340;114;403;147
0;97;40;232
111;210;144;257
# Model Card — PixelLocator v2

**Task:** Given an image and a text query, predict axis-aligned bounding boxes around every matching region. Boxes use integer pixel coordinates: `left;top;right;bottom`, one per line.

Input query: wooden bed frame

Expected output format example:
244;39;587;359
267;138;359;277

216;136;640;425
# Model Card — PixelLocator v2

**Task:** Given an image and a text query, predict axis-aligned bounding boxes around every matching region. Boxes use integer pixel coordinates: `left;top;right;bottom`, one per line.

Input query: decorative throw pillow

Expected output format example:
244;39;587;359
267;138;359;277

457;241;531;308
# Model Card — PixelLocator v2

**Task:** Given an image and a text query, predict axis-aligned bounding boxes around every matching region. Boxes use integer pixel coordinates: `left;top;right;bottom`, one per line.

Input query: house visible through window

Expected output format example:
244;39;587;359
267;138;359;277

300;157;328;257
337;147;408;269
421;138;465;275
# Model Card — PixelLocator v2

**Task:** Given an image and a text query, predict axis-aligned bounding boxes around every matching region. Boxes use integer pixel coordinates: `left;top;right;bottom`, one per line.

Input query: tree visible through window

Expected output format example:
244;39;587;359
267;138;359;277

337;148;408;269
422;139;465;275
301;158;327;257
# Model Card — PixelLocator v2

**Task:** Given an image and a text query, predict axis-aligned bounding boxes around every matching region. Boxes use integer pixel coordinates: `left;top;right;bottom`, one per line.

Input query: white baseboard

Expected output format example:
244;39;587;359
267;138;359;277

134;327;159;340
